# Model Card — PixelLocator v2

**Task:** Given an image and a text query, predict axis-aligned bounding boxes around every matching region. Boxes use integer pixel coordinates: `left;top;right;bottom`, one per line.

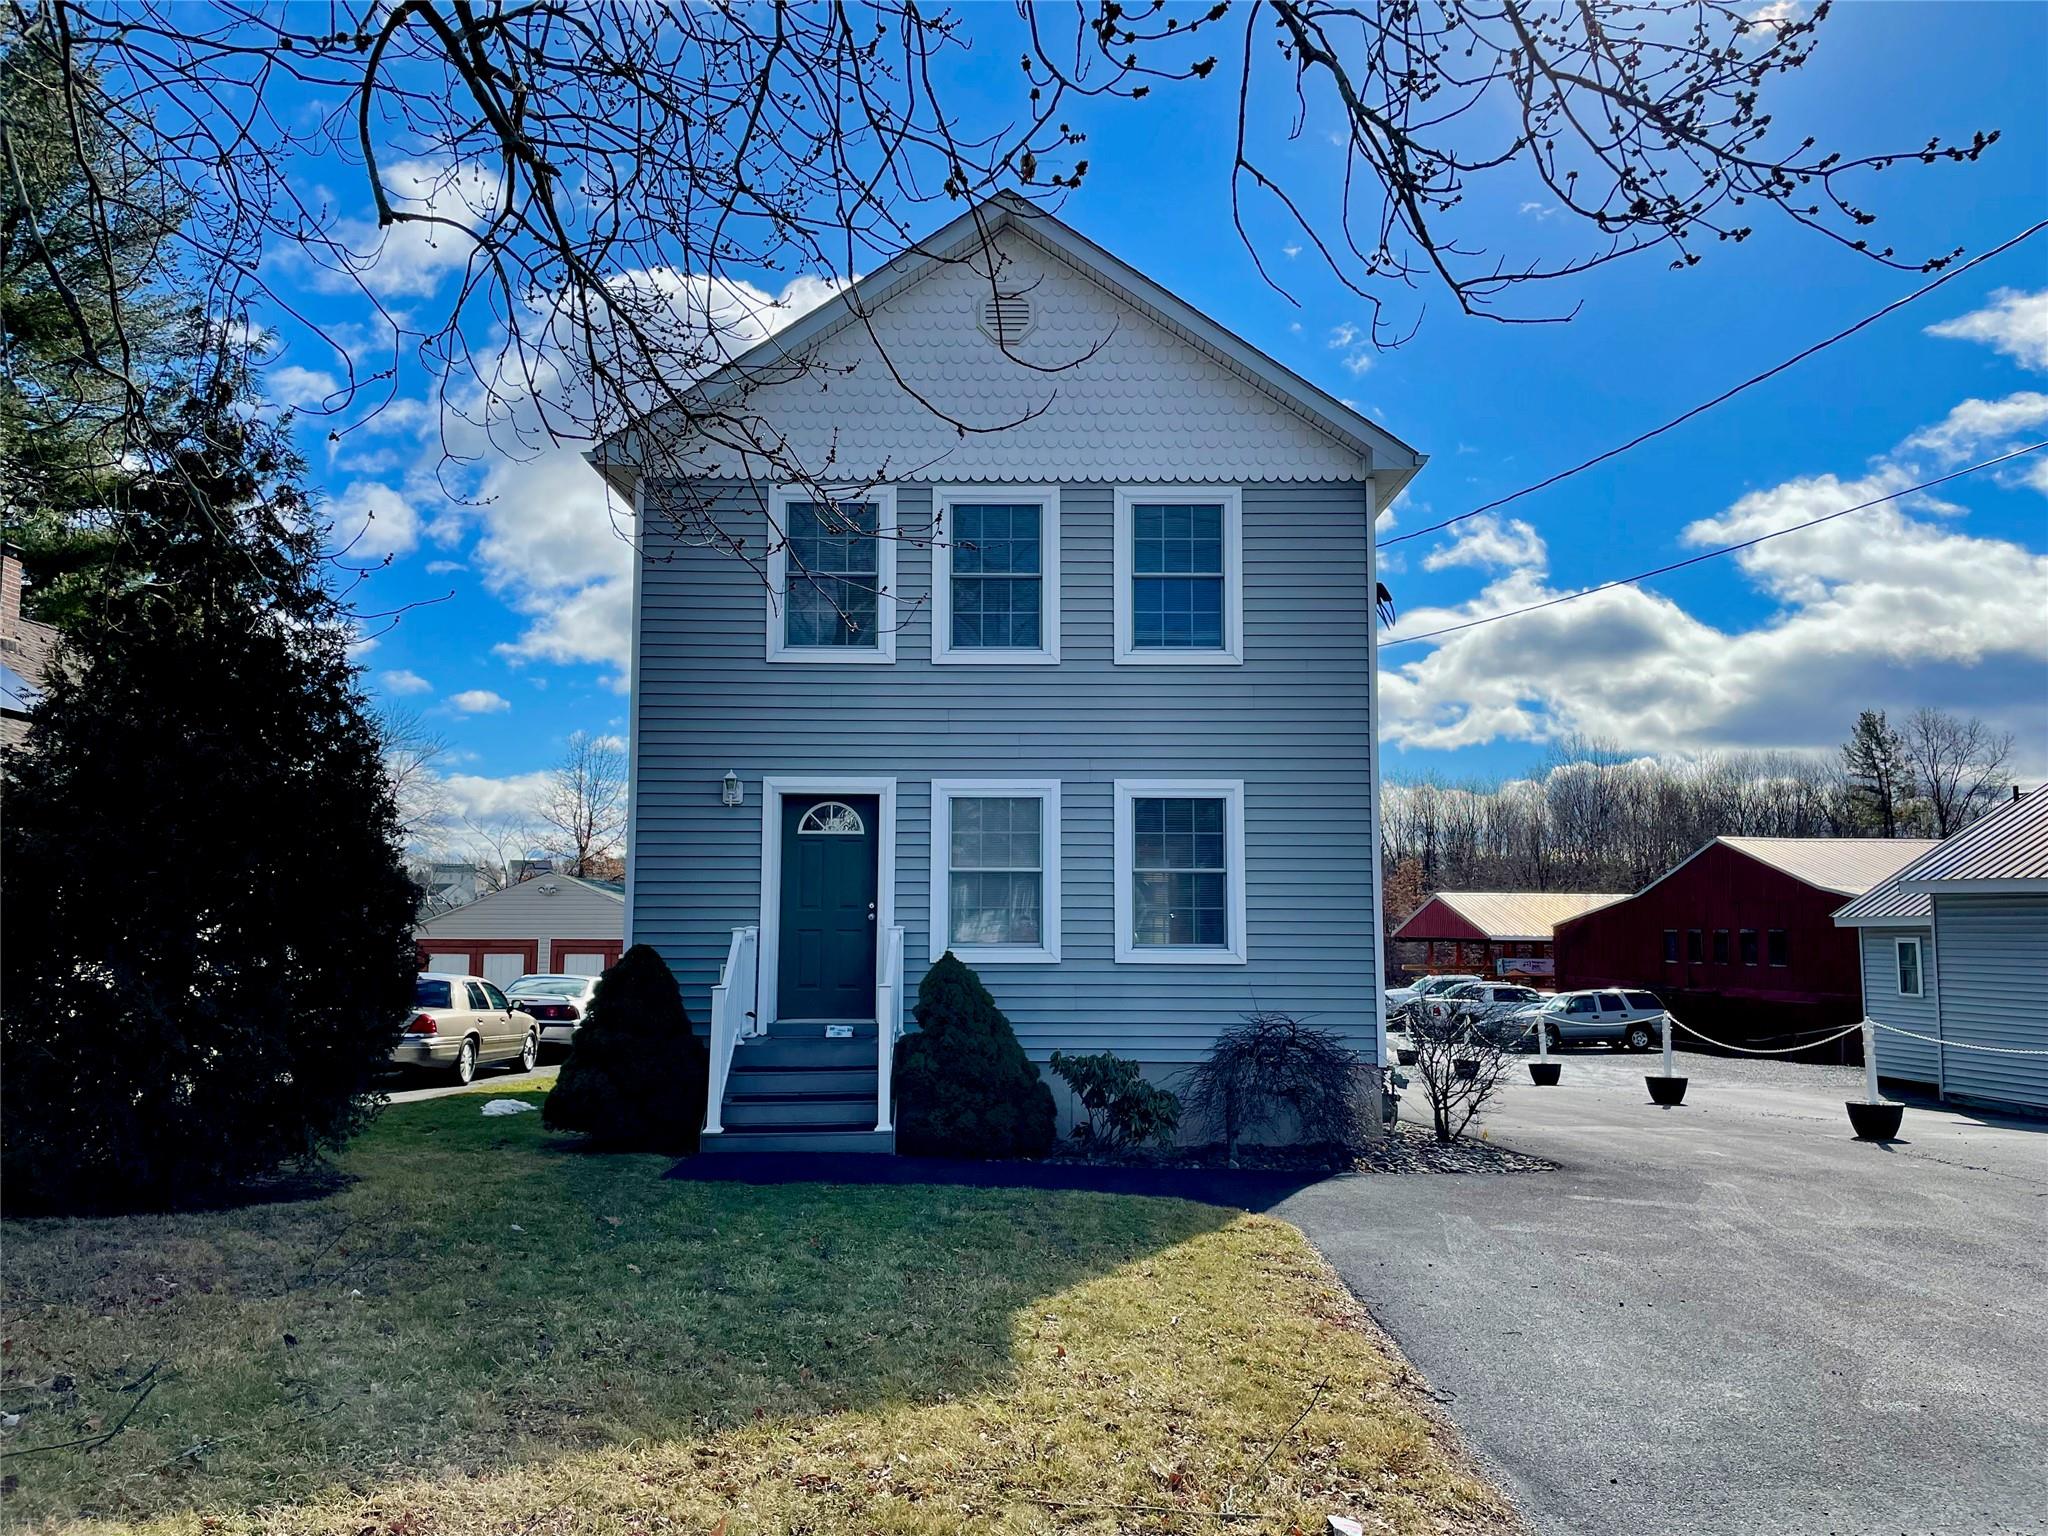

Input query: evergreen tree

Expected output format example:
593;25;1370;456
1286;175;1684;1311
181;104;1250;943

0;352;419;1212
1841;709;1914;838
543;944;706;1153
894;953;1056;1159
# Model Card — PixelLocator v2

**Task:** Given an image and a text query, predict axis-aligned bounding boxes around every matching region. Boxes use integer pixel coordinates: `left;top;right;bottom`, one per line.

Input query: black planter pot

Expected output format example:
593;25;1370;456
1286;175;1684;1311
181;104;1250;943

1454;1059;1479;1081
1529;1061;1562;1086
1846;1101;1905;1141
1646;1074;1689;1106
1396;1046;1419;1066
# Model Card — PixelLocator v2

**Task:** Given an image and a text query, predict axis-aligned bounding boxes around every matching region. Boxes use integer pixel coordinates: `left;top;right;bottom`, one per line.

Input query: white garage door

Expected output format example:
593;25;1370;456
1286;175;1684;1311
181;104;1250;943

425;952;471;974
482;952;527;987
559;951;608;976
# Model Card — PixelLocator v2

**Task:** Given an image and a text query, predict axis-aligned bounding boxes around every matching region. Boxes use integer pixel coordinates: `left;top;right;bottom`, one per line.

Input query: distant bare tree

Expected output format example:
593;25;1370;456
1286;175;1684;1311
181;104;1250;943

376;705;451;846
538;732;626;879
1901;707;2015;836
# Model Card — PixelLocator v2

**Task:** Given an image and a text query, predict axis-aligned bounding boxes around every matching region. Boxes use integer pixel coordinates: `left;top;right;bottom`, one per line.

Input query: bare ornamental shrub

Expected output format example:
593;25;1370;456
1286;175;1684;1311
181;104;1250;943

1405;1011;1518;1145
1049;1051;1182;1151
1183;1012;1373;1158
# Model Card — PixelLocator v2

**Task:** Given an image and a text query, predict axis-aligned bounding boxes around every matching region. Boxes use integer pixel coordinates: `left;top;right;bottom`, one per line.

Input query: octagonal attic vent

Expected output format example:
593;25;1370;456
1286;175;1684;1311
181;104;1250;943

977;292;1035;345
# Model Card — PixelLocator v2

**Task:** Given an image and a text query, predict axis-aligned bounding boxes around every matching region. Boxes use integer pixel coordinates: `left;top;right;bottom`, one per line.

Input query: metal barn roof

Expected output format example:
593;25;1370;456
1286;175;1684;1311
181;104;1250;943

1830;880;1932;927
1897;787;2048;889
1711;837;1941;896
1394;890;1630;943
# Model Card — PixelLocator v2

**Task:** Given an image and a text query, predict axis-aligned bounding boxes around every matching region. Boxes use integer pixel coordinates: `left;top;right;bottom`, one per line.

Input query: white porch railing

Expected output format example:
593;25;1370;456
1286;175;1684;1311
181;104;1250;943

874;925;905;1133
704;925;760;1136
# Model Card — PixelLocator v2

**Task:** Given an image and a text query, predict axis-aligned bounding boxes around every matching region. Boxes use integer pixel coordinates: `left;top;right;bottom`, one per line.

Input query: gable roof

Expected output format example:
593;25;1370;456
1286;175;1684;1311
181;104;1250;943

1897;786;2047;890
589;193;1424;497
1830;880;1932;927
1394;890;1630;943
417;872;625;936
1641;836;1941;901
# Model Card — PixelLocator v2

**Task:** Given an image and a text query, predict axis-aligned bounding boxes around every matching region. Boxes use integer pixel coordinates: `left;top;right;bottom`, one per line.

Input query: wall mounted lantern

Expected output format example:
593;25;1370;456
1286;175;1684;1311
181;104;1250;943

722;770;744;807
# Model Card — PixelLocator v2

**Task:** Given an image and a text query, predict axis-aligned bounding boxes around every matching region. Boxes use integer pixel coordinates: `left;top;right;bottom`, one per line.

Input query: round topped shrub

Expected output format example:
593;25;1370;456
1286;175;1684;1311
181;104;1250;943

894;952;1056;1159
543;944;707;1154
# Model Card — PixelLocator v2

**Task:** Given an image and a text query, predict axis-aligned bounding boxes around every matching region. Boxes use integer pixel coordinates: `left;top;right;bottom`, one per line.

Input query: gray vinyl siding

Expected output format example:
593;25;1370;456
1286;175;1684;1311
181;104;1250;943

1930;893;2048;1112
1859;927;1937;1085
632;479;1380;1065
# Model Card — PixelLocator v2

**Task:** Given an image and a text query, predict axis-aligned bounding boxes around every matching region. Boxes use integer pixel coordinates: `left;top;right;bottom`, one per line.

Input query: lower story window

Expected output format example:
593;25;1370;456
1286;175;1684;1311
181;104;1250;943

1740;929;1758;965
1767;928;1789;967
1114;779;1247;964
929;781;1060;963
1895;937;1923;997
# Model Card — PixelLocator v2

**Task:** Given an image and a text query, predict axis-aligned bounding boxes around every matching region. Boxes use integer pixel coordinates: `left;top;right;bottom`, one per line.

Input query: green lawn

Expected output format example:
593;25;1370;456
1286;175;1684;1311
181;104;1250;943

1;1089;1518;1535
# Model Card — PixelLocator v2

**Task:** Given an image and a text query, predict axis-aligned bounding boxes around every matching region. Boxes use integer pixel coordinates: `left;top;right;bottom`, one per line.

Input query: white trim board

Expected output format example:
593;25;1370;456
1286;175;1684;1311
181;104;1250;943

1111;486;1244;666
930;485;1061;665
757;776;898;1028
929;779;1063;965
765;484;899;665
1112;778;1248;966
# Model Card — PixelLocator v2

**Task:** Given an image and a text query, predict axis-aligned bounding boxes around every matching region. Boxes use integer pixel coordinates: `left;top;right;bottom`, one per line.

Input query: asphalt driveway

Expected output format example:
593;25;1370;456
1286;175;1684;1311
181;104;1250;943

1280;1053;2048;1536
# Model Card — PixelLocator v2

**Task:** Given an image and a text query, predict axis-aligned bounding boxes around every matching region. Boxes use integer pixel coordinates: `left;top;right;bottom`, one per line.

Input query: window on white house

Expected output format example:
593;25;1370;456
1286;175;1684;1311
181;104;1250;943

767;488;897;662
930;781;1060;963
1896;937;1923;997
1113;489;1242;664
932;488;1059;663
1114;779;1247;964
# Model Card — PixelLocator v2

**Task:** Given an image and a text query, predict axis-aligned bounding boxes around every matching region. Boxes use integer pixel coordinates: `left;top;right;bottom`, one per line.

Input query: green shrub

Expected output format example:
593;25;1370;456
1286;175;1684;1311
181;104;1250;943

1050;1050;1182;1150
543;945;706;1154
894;952;1056;1159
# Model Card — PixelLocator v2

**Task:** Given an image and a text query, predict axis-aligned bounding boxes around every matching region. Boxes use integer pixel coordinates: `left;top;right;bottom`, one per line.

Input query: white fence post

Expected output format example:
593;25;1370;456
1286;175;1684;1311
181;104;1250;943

1864;1018;1882;1106
1661;1011;1675;1078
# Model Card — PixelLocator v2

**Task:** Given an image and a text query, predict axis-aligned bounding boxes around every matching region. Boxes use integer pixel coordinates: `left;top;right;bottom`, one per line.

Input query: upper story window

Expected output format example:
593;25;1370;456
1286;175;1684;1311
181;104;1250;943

1113;779;1247;965
766;486;897;664
1112;488;1243;665
931;487;1060;665
929;780;1061;964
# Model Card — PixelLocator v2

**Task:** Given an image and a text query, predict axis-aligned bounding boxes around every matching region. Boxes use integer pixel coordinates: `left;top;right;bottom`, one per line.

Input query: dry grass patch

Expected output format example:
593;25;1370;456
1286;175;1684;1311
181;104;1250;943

2;1088;1517;1535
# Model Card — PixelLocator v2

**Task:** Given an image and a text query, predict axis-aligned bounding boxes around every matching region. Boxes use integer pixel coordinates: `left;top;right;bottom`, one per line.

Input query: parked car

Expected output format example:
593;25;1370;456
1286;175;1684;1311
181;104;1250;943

1510;989;1667;1052
1422;982;1549;1045
505;973;602;1056
1384;973;1483;1027
394;973;540;1084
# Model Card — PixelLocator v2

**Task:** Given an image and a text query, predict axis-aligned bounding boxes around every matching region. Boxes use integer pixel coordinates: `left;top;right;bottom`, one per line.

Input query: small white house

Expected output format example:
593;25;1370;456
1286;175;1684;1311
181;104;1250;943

415;875;625;987
1834;787;2048;1115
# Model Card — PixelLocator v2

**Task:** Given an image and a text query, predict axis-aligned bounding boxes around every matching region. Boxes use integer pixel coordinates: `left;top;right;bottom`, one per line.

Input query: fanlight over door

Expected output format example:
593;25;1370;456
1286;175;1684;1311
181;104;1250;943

798;800;866;836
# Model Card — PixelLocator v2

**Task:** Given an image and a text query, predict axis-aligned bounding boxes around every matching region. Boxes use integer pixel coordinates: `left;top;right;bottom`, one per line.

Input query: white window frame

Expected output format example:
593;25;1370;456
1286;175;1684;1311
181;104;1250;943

765;484;898;664
931;486;1061;665
1112;486;1244;666
929;779;1061;964
1113;778;1248;965
1895;935;1925;998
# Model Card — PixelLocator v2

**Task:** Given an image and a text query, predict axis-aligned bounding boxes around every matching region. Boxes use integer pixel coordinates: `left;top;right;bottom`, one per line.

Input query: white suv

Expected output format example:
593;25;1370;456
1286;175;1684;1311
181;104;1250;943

1512;989;1666;1052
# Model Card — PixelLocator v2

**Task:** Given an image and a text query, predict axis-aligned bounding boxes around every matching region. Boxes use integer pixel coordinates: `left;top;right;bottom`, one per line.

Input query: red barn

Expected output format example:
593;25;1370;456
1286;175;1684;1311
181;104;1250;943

1553;837;1939;1050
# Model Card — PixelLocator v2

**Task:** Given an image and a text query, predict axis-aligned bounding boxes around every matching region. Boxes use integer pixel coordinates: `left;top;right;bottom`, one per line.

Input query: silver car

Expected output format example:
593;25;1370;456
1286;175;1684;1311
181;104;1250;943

1384;973;1484;1027
1513;989;1666;1053
393;973;541;1084
505;973;601;1055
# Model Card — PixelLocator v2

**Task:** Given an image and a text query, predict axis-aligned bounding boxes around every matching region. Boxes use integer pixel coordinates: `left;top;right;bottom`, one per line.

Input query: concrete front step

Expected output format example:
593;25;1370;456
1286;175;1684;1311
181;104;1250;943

727;1065;878;1099
723;1093;882;1129
734;1035;876;1070
699;1127;896;1155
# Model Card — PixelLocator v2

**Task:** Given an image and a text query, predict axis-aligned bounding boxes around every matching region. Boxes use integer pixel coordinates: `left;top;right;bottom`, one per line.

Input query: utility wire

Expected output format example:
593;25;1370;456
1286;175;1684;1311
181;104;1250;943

1380;441;2048;650
1379;218;2048;550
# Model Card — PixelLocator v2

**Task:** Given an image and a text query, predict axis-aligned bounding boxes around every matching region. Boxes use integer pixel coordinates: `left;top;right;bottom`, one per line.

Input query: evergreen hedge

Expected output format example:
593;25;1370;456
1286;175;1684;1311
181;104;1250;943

894;952;1056;1159
543;945;707;1153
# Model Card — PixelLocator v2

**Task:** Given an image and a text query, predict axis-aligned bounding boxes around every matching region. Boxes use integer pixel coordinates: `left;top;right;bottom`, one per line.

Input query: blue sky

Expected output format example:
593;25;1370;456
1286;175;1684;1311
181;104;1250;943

264;2;2048;843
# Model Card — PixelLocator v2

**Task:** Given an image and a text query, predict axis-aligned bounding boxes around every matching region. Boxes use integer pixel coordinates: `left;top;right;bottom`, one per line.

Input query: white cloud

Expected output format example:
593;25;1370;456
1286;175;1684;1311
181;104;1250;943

1328;323;1360;349
1746;1;1804;29
1281;242;1302;260
1517;201;1558;221
448;689;511;714
269;364;339;408
378;669;433;695
328;481;423;562
1422;514;1547;573
1899;391;2048;465
425;559;467;575
439;769;555;827
1925;288;2048;372
303;159;506;301
1381;413;2048;758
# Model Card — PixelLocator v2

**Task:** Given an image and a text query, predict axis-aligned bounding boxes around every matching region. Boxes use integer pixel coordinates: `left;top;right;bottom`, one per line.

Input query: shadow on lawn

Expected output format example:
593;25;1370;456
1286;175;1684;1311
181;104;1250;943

0;1089;1256;1527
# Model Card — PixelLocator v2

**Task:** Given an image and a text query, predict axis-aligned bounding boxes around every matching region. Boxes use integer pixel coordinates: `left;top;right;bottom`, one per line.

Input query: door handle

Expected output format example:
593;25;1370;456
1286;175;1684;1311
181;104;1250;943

867;901;877;923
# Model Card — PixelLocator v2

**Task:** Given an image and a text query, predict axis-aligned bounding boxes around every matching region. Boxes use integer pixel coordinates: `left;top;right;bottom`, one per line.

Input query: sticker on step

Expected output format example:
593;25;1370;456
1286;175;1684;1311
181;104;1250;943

825;1024;855;1039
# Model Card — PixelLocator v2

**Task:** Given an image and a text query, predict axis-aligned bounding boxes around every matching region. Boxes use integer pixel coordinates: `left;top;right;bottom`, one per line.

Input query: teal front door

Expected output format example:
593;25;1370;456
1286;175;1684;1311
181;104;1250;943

778;794;880;1020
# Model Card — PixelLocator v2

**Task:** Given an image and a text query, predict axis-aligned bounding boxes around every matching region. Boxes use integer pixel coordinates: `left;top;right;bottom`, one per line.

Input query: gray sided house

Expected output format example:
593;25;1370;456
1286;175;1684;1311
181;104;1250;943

592;195;1424;1151
1834;787;2048;1115
415;874;625;988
